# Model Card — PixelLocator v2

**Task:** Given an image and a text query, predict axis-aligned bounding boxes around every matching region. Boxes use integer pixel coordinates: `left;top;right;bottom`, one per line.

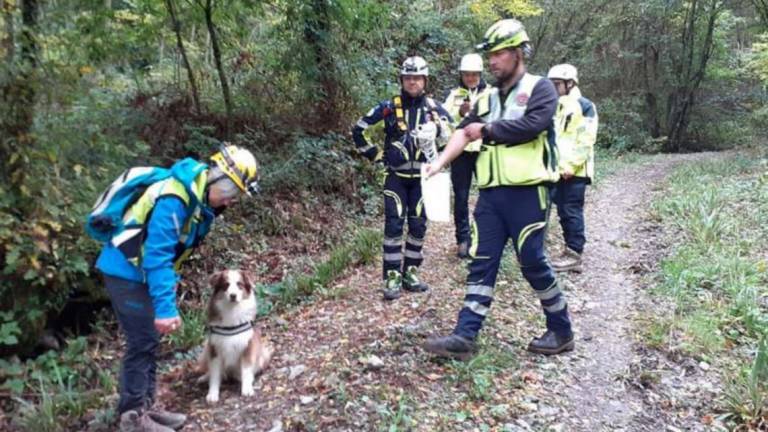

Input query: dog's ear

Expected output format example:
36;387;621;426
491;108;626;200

209;271;227;292
241;271;255;294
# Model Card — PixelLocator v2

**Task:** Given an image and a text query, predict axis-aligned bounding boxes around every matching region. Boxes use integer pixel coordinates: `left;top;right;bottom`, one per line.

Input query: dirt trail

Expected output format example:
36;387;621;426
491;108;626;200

165;153;711;432
533;153;711;431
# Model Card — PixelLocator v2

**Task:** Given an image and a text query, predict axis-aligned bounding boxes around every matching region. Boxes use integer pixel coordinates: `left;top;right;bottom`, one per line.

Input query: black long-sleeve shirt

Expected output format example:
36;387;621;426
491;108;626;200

458;75;558;146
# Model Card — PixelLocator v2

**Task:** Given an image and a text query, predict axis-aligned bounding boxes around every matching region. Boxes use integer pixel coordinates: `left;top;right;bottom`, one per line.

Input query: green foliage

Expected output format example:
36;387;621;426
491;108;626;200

748;33;768;83
255;133;363;195
446;344;518;401
378;391;415;432
529;0;763;151
165;307;208;351
593;98;649;152
0;83;150;354
258;228;382;313
468;0;541;21
725;338;768;426
650;152;768;426
0;337;115;430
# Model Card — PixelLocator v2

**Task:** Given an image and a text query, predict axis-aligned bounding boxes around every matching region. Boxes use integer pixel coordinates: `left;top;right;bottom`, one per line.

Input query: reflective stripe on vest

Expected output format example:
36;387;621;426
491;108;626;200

555;87;596;179
112;171;208;269
475;73;559;188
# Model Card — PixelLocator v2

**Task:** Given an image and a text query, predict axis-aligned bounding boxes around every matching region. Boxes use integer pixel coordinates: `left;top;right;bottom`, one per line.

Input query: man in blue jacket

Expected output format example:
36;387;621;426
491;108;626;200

352;56;453;301
96;146;259;432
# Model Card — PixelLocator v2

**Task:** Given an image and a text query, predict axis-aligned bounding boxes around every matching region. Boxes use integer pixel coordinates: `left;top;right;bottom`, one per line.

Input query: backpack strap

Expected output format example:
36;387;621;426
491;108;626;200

392;96;408;132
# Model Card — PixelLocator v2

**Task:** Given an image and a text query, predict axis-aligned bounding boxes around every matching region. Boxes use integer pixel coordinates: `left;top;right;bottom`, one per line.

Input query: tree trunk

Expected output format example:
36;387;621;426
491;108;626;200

642;41;662;138
303;0;344;132
165;0;201;115
0;0;39;196
201;0;232;137
2;0;14;63
663;0;721;152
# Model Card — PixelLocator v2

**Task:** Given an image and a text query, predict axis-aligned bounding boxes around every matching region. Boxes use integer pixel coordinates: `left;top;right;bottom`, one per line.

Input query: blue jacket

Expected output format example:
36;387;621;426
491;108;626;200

96;191;215;319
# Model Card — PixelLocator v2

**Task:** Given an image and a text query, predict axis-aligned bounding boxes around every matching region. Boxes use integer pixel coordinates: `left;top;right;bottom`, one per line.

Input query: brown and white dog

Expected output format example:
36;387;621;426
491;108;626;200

197;270;273;404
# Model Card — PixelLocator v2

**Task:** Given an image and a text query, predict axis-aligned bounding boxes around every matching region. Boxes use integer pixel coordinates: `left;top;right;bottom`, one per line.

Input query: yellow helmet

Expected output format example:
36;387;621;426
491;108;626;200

210;145;260;196
477;19;530;53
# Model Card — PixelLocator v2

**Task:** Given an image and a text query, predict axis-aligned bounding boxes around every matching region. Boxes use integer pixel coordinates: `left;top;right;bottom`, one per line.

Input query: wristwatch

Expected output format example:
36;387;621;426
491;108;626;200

481;123;492;140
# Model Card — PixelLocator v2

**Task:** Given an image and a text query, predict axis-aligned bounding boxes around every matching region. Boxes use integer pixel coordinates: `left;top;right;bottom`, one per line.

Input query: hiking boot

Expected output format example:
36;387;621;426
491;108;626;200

119;410;175;432
403;266;429;293
527;330;575;355
423;334;477;361
551;248;583;272
457;241;470;259
147;408;186;430
382;270;402;300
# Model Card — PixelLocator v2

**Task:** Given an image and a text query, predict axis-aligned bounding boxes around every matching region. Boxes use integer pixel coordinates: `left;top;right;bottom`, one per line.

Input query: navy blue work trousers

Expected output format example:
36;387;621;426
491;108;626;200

382;174;426;278
451;151;478;245
453;185;572;339
103;274;159;415
553;178;588;254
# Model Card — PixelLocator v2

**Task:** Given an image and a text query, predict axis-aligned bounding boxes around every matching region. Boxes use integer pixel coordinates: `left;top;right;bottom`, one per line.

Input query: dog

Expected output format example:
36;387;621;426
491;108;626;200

197;270;273;404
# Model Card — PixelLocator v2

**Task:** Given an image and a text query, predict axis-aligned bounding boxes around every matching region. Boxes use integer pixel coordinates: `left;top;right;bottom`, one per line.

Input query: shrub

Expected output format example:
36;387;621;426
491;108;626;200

0;88;149;356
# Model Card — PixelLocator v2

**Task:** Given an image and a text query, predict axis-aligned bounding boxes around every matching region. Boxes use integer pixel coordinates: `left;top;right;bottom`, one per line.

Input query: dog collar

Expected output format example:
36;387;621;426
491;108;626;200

207;320;254;336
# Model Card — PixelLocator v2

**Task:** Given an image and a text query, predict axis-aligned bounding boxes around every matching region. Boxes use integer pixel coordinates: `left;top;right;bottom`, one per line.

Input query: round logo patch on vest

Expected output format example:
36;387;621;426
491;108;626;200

516;93;529;106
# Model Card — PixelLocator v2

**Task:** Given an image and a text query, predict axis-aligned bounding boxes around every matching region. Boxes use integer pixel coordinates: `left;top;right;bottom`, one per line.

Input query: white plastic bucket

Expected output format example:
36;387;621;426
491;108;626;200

420;166;451;222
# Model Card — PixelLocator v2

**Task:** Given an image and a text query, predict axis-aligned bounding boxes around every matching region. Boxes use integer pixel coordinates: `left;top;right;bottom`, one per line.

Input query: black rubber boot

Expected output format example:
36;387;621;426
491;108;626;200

423;334;477;361
527;330;575;355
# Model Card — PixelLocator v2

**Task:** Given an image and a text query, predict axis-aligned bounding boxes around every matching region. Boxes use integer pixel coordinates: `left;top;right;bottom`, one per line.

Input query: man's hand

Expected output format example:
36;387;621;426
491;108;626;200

155;316;182;334
375;161;388;186
459;100;471;117
423;163;441;179
560;169;574;181
464;123;485;141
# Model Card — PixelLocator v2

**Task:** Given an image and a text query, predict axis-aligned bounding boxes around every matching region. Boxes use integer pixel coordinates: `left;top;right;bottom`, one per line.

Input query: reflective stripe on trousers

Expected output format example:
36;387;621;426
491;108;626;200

382;174;427;278
453;185;572;339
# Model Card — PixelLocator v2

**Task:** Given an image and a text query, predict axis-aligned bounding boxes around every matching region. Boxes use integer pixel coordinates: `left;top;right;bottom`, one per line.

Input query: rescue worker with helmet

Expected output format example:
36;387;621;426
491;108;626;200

422;19;575;359
351;56;453;301
442;53;492;258
96;146;259;431
547;63;598;273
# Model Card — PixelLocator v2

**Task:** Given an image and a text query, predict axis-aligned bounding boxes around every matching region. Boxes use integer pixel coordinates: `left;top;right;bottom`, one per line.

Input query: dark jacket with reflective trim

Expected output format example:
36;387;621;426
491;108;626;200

458;78;558;146
352;92;453;178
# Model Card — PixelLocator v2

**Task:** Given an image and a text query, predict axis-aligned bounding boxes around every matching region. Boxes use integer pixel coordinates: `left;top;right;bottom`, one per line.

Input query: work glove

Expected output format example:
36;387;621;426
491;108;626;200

375;160;388;186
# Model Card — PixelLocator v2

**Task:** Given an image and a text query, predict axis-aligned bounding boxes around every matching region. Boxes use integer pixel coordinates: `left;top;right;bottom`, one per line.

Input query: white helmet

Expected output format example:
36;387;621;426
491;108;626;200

401;56;429;77
547;63;579;84
459;53;483;72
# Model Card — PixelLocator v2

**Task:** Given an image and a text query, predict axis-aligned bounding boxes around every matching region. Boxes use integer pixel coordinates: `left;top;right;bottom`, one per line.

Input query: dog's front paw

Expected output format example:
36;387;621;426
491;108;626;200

206;391;220;404
241;385;255;397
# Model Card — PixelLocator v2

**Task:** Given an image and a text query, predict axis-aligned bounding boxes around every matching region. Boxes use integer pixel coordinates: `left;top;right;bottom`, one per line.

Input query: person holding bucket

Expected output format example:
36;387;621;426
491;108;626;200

351;56;452;301
442;53;492;258
421;19;575;359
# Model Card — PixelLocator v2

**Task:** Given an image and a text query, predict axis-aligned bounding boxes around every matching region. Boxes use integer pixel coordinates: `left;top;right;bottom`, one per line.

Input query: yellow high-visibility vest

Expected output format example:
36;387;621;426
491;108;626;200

475;73;559;188
554;86;597;180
